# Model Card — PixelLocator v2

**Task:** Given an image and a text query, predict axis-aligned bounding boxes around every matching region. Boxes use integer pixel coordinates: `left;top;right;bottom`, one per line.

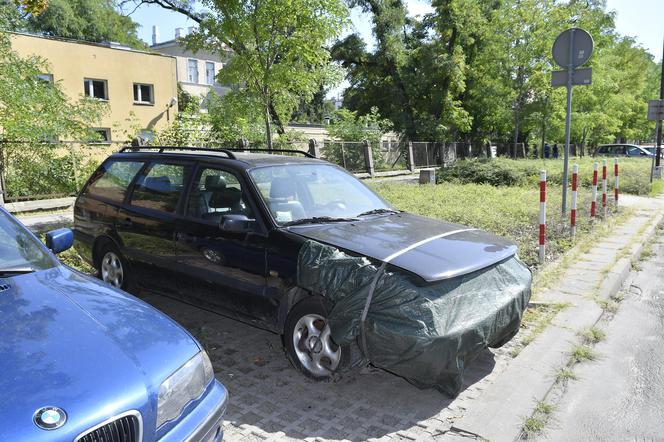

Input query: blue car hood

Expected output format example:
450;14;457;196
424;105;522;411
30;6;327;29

0;266;200;441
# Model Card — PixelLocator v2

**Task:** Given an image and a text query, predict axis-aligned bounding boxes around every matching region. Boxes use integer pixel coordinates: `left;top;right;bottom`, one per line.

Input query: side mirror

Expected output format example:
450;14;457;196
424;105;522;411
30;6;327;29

45;228;74;254
220;214;255;233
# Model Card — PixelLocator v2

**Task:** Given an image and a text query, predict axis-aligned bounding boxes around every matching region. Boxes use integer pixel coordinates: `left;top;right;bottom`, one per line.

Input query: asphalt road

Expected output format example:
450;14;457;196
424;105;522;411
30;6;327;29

542;232;664;441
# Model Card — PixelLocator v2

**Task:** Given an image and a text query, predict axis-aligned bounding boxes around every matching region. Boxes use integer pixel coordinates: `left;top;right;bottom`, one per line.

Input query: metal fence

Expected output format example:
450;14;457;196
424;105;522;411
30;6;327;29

0;137;541;204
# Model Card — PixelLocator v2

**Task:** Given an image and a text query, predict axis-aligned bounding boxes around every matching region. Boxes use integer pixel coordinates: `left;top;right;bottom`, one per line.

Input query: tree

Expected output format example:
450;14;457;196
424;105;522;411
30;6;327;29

3;0;146;49
135;0;348;149
0;23;105;200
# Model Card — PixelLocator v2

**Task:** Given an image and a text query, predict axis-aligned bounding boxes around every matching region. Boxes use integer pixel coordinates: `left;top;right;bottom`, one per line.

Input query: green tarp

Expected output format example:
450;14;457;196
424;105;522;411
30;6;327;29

297;240;532;396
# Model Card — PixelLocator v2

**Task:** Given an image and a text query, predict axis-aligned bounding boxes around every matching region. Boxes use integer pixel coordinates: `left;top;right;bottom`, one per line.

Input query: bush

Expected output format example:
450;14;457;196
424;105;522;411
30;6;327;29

439;157;657;195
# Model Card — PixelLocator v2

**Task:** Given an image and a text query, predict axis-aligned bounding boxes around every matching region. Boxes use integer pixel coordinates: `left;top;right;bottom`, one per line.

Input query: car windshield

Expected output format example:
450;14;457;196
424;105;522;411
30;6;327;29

248;164;393;226
0;210;55;272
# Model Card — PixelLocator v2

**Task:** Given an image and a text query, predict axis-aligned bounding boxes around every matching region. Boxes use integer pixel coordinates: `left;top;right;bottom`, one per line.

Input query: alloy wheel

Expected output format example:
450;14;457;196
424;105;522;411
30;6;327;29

101;251;124;288
292;313;341;377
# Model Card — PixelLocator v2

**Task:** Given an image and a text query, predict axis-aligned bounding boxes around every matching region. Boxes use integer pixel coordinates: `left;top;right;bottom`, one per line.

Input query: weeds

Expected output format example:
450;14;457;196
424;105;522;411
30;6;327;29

521;401;555;439
570;344;597;363
579;326;606;345
555;367;577;384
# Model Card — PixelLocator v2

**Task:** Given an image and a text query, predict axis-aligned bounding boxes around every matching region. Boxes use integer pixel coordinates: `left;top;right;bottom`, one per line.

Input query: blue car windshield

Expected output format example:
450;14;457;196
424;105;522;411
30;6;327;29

248;164;392;226
0;211;55;271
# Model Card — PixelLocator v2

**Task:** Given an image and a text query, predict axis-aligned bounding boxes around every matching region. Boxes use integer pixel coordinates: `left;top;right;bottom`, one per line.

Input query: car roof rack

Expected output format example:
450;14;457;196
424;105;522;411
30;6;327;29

118;146;316;159
224;148;315;158
118;146;236;159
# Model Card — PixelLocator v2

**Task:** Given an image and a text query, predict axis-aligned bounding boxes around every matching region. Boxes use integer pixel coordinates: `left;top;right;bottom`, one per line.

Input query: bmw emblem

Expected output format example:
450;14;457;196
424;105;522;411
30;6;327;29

33;406;67;430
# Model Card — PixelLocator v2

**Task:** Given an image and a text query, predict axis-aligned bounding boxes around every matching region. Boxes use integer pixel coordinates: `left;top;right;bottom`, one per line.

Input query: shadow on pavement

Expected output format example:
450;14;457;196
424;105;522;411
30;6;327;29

138;291;497;441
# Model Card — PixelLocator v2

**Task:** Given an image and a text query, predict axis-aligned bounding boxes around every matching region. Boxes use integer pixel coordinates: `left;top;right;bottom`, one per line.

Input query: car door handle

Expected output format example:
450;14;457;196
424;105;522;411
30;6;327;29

118;218;133;228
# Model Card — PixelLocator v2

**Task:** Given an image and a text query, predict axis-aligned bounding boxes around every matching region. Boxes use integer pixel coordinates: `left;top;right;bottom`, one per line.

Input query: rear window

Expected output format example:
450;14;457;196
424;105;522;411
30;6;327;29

84;160;144;203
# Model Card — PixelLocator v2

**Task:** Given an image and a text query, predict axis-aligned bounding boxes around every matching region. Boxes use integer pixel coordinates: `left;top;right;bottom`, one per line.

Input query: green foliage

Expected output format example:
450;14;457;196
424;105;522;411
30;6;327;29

183;0;349;148
4;0;145;49
438;157;656;195
323;107;392;169
0;26;105;198
334;0;659;147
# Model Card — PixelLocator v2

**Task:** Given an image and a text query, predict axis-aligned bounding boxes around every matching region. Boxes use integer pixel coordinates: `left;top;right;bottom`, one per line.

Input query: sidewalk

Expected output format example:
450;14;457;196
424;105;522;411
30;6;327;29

447;194;664;441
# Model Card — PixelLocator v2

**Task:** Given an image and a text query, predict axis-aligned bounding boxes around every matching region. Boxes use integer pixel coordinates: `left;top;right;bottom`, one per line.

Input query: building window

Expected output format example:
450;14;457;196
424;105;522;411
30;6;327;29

133;83;154;104
90;128;111;143
84;78;108;100
188;59;199;83
205;62;215;85
37;73;53;82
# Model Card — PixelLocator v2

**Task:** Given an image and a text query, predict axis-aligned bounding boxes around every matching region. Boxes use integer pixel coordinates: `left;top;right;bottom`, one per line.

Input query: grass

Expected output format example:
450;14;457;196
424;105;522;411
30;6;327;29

579;326;606;345
373;181;616;268
650;179;664;197
521;401;556;439
555;367;577;384
439;157;657;196
570;344;598;363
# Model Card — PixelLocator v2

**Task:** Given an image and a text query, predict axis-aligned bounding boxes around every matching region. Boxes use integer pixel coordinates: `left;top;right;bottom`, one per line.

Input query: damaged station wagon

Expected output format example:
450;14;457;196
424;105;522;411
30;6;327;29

74;147;531;395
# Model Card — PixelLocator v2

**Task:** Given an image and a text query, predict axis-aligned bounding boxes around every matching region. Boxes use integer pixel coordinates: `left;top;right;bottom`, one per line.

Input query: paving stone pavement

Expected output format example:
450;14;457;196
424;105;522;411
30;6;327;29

137;291;519;442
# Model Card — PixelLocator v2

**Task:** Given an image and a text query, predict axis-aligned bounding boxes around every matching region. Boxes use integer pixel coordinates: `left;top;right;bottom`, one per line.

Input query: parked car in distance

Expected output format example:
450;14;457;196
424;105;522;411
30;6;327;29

0;207;227;442
641;146;664;159
73;147;530;382
594;144;653;157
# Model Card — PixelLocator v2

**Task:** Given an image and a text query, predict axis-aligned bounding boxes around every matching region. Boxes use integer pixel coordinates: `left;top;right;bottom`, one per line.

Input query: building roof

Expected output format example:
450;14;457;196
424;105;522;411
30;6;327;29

9;31;175;59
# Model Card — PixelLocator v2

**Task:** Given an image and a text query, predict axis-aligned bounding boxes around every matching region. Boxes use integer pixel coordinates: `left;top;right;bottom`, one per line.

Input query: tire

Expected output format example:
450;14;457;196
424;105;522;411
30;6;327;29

284;297;349;380
97;243;132;292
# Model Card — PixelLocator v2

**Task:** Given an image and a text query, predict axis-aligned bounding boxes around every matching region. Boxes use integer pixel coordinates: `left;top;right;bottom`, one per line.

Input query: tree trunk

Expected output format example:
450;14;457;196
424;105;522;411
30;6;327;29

265;104;273;150
513;109;520;159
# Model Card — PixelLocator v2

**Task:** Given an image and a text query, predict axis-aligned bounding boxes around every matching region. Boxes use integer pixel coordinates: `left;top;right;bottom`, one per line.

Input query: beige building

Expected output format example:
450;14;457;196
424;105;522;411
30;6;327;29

150;26;232;104
10;32;178;143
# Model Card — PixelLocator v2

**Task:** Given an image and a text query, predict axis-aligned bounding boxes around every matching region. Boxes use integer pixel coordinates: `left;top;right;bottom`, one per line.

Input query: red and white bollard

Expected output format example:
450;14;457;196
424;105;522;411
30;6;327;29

571;164;578;238
614;158;619;209
602;159;608;217
539;170;547;264
591;162;598;218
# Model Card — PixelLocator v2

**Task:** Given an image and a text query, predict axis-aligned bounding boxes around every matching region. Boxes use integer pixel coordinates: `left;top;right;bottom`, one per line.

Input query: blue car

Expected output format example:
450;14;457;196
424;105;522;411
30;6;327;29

0;207;228;441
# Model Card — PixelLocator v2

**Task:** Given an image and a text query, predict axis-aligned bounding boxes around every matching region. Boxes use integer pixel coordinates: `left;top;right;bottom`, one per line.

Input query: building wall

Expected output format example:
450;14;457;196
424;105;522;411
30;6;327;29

10;33;178;142
150;41;232;100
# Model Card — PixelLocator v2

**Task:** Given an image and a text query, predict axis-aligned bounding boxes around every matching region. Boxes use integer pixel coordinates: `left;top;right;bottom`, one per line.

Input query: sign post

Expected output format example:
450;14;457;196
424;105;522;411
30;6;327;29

551;28;594;217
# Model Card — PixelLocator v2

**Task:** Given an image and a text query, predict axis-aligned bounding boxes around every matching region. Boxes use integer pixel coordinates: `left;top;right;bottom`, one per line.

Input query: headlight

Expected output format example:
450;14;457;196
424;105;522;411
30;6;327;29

157;351;214;428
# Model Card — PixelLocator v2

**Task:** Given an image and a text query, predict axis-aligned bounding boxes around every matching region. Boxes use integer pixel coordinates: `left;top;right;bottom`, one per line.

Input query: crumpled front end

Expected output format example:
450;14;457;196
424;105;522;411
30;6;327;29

297;240;532;396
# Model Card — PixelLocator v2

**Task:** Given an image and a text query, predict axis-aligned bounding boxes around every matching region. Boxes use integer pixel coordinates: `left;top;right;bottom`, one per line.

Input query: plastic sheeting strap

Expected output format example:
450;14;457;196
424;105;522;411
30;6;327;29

358;228;478;359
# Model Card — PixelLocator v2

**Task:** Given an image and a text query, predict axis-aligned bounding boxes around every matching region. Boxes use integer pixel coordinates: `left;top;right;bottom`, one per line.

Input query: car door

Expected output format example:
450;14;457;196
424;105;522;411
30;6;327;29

116;160;193;292
173;165;272;325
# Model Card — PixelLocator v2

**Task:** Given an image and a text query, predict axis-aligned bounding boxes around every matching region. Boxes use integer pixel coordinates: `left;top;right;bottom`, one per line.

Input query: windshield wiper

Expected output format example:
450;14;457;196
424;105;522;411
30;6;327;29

356;208;400;217
283;216;359;227
0;267;35;277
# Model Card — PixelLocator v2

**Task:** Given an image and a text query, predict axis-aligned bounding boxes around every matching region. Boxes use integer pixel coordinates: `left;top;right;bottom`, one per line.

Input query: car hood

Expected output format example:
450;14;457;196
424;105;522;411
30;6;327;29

0;266;199;441
287;212;517;282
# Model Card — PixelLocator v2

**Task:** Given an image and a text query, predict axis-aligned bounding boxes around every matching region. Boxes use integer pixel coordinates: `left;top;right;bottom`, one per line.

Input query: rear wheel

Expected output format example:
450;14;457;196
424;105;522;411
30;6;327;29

98;243;130;291
284;297;348;380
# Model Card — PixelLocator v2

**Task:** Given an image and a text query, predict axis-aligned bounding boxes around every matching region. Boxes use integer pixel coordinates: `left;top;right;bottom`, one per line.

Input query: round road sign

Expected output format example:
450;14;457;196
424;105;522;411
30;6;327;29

552;28;593;68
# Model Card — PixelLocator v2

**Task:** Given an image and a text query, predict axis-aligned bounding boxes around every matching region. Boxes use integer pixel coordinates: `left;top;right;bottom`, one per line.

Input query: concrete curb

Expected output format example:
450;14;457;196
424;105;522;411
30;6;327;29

5;197;75;213
450;209;663;441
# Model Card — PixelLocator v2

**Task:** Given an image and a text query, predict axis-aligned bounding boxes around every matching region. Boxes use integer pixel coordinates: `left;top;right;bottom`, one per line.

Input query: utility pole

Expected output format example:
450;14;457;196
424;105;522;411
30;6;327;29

656;37;663;168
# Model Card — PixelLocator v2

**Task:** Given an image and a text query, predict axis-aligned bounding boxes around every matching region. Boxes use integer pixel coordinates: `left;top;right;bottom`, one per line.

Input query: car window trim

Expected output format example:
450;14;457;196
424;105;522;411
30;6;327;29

179;161;268;235
125;158;195;215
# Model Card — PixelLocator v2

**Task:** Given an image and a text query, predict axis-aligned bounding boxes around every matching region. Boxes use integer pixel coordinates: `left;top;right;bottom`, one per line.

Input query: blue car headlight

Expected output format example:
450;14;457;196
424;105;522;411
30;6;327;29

156;351;214;428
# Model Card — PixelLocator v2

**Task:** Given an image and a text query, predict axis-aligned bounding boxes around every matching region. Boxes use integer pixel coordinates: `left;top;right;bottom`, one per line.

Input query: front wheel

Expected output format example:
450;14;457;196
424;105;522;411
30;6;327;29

98;244;131;291
284;297;348;380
